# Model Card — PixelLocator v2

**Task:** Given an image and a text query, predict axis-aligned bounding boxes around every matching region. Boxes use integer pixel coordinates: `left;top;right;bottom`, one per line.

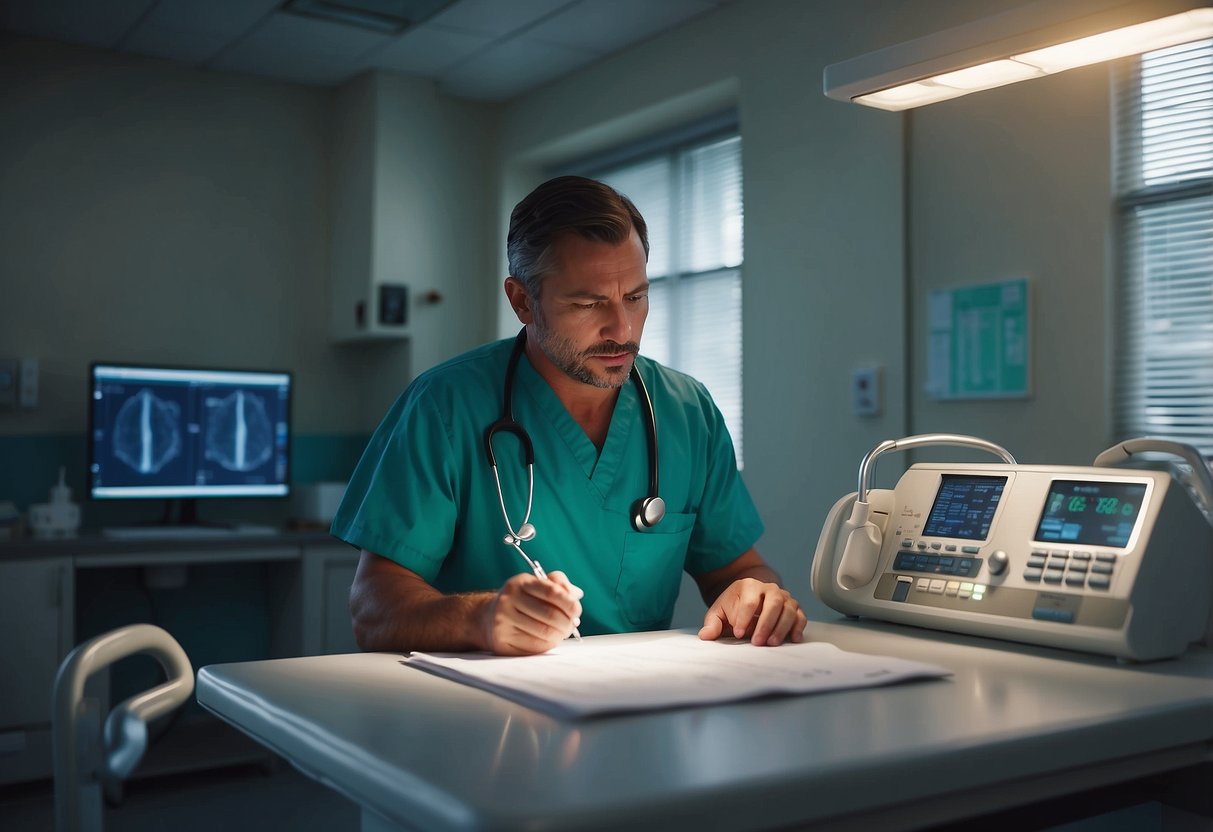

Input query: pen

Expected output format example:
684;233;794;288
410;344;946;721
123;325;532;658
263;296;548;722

533;560;583;641
515;548;582;641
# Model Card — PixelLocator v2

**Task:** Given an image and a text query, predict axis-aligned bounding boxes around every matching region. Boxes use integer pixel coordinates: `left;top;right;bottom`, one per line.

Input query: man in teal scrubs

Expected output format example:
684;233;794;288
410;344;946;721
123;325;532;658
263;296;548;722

333;176;806;656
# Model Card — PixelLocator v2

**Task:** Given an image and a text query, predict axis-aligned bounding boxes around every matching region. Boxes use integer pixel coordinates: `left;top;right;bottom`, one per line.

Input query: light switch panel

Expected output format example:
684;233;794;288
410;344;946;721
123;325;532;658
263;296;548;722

852;367;881;417
19;358;38;408
0;358;16;408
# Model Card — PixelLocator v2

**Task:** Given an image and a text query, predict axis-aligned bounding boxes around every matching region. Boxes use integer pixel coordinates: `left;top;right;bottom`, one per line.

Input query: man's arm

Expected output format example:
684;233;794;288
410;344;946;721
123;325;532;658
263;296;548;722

349;551;582;656
693;548;807;646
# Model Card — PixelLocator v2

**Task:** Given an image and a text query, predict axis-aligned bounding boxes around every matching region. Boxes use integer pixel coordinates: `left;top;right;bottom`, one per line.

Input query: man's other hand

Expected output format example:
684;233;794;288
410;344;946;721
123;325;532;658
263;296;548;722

698;577;806;646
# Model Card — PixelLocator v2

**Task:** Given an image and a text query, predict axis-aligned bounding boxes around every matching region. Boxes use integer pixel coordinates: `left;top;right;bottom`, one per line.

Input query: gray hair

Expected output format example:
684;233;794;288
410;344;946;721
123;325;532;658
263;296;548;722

507;176;649;297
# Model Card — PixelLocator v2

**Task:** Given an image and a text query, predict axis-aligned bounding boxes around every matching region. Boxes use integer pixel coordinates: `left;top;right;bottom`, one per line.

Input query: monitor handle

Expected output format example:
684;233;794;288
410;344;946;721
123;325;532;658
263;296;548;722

1094;438;1213;528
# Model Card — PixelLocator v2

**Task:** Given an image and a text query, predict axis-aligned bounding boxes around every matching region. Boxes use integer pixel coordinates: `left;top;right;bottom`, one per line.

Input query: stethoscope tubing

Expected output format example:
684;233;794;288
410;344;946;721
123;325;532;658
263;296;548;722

489;459;534;544
485;327;662;549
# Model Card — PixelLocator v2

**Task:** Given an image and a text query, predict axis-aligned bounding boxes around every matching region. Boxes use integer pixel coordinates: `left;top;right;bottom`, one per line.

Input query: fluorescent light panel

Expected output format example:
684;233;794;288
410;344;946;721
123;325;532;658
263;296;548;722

824;0;1213;112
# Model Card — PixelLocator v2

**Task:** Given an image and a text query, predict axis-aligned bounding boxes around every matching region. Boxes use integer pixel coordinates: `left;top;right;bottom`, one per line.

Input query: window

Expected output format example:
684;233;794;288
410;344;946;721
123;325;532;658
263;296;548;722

575;126;745;464
1113;38;1213;457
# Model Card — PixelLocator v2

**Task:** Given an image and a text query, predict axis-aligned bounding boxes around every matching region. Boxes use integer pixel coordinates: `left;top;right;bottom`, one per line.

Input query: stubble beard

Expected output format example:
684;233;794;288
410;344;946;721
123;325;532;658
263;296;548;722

532;309;639;390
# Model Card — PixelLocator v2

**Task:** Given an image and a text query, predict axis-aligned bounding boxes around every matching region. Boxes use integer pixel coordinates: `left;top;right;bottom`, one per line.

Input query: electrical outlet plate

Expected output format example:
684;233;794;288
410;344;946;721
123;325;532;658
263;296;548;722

852;367;882;417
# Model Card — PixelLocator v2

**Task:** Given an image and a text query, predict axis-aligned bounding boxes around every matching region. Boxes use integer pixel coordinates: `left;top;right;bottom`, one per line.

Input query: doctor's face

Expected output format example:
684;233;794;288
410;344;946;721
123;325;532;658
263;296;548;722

531;229;649;390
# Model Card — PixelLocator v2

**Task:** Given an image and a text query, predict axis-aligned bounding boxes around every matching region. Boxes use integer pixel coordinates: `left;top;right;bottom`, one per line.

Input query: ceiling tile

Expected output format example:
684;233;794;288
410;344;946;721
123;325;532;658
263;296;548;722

209;12;397;87
212;10;394;66
0;0;154;49
1;0;738;99
425;0;573;39
371;23;491;76
526;0;715;54
132;0;280;36
438;35;590;101
123;29;231;65
118;0;278;65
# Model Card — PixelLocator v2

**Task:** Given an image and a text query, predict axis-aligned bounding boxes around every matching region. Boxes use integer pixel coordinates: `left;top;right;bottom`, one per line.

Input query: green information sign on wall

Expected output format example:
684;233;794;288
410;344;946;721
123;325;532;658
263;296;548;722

926;278;1031;400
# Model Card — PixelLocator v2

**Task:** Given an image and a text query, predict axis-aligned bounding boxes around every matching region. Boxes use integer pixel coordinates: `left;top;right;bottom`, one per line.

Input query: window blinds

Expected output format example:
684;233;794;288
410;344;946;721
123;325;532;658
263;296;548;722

589;133;745;465
1114;38;1213;456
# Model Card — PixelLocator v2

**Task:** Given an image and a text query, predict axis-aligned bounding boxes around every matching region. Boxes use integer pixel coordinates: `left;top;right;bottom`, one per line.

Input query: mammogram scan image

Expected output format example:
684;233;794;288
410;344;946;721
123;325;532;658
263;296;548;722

204;390;275;472
112;389;183;474
90;366;289;496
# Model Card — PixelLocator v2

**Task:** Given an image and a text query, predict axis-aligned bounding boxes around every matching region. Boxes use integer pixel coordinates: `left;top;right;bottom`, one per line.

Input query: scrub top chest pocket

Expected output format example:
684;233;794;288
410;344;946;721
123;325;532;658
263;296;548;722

615;512;696;629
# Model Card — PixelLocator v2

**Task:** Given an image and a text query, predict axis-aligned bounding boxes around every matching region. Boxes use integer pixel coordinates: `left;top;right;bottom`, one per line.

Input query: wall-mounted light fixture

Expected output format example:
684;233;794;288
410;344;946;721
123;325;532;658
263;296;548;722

824;0;1213;111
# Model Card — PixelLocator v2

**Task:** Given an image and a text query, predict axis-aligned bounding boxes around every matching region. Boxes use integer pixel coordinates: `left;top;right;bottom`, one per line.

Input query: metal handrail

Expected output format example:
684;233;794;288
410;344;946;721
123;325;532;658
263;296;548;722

53;623;193;832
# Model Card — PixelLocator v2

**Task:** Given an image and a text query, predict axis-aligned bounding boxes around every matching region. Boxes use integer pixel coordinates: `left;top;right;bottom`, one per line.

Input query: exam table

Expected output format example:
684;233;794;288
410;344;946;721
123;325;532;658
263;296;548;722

196;620;1213;832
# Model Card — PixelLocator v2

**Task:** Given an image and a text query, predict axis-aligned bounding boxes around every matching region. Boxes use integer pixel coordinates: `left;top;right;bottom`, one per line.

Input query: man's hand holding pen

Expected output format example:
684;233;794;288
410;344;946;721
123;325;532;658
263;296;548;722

481;570;584;656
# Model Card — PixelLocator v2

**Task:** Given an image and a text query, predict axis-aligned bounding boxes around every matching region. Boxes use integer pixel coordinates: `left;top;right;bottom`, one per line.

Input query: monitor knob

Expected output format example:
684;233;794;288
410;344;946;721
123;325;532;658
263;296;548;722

988;550;1009;576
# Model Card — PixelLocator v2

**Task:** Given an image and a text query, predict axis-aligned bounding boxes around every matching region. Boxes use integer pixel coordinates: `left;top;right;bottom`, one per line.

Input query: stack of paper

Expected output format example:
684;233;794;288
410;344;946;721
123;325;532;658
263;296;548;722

405;634;950;718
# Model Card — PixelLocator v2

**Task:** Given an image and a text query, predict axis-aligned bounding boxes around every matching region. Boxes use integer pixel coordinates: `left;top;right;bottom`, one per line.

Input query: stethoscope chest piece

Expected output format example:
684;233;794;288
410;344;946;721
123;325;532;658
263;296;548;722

503;523;536;546
631;495;666;529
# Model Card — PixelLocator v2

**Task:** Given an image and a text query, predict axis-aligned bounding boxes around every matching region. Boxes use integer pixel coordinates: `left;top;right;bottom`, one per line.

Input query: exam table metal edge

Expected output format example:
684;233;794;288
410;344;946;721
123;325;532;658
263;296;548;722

195;622;1213;832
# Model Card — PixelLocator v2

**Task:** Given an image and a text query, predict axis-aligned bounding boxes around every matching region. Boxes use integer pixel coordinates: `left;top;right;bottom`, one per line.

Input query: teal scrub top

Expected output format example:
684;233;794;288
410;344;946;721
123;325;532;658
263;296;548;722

330;338;764;635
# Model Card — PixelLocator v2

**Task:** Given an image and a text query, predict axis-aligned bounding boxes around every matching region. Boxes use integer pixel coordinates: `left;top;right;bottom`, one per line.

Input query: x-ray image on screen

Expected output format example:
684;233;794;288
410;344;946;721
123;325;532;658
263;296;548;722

90;364;291;500
205;390;275;473
112;389;184;475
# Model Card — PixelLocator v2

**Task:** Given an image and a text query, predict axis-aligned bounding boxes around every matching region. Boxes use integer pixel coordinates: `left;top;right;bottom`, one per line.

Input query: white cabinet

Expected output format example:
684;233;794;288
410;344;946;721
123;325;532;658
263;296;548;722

0;557;73;784
327;70;494;359
301;543;361;656
329;73;410;343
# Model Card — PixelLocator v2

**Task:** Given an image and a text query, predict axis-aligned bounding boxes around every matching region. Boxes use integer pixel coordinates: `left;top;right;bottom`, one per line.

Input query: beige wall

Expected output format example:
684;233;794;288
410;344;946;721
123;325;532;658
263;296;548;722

909;63;1113;465
1;37;336;434
0;36;497;438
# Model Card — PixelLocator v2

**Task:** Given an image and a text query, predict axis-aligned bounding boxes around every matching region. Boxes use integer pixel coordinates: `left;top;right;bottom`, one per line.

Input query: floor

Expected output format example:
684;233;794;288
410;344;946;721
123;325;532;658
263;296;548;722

1;756;1207;831
0;761;359;832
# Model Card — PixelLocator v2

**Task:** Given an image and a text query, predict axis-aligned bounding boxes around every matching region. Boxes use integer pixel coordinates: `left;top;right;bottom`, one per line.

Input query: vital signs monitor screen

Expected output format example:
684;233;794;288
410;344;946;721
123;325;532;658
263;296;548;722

921;475;1007;540
1034;480;1147;548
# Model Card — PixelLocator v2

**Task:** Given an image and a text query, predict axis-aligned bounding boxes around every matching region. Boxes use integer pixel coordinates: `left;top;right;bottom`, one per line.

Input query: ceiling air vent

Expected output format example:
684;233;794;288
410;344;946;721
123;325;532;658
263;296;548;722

280;0;457;35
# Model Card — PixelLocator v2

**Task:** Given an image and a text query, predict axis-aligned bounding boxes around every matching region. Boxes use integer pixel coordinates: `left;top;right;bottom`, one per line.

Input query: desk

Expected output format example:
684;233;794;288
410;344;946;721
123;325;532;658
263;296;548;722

196;621;1213;832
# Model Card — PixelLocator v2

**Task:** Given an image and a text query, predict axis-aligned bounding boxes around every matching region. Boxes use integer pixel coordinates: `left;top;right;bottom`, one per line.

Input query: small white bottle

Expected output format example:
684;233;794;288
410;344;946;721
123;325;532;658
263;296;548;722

29;467;81;539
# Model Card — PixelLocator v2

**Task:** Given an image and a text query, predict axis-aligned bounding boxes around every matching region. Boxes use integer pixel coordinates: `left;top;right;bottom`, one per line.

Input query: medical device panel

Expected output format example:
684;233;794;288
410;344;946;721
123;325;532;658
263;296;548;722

812;435;1213;661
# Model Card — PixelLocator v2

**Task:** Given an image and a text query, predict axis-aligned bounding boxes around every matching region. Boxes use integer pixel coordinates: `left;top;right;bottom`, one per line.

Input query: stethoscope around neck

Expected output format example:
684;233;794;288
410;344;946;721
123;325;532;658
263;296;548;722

483;328;665;549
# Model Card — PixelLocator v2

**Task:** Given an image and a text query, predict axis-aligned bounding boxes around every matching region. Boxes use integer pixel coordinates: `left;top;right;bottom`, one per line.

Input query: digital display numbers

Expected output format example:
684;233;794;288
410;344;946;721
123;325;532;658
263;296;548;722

1034;480;1147;548
922;475;1008;540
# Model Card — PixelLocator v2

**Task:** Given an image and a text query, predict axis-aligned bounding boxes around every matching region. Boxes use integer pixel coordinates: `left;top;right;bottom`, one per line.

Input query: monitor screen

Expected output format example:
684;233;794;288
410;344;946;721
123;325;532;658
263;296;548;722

1033;479;1147;548
89;363;291;500
921;474;1008;540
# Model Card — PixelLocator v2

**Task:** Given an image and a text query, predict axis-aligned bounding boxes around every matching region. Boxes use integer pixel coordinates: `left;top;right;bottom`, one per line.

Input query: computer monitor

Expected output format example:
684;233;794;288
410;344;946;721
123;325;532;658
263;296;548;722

89;363;292;511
